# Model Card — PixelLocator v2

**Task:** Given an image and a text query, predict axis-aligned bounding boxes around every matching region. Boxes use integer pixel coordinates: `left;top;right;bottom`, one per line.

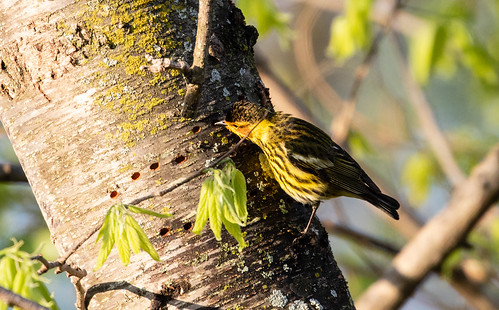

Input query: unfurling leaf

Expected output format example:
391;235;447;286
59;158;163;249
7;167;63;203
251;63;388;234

127;204;172;218
95;203;164;269
194;159;248;248
0;240;58;310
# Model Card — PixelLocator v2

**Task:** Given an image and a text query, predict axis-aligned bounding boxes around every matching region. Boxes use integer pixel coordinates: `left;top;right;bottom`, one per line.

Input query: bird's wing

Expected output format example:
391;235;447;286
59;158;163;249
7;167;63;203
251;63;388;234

285;130;381;196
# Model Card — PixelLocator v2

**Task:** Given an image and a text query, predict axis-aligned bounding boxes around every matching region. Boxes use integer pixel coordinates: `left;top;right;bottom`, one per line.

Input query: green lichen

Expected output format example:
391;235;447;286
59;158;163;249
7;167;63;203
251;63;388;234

118;163;134;173
79;0;188;148
125;55;148;76
149;73;168;86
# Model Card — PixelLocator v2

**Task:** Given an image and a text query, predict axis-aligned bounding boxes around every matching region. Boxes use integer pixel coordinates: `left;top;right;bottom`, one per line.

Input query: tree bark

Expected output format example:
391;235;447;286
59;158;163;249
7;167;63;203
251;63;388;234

0;0;354;309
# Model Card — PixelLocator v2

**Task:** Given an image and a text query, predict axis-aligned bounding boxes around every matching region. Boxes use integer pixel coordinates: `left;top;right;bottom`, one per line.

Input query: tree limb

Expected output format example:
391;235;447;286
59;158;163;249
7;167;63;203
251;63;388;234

356;144;499;310
391;34;466;186
0;285;48;310
181;0;213;118
0;162;27;182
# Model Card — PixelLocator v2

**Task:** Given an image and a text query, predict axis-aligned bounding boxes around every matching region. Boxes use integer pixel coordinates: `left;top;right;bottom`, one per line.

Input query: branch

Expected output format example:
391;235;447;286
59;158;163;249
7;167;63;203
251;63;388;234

356;144;499;310
0;162;27;182
0;285;48;310
32;255;87;278
181;0;213;118
322;221;399;255
391;34;466;186
141;0;213;118
293;6;342;113
331;0;405;145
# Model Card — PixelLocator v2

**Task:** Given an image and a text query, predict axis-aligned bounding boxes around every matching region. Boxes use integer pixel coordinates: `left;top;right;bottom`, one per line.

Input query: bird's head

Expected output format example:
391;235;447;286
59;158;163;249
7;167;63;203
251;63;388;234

216;100;270;139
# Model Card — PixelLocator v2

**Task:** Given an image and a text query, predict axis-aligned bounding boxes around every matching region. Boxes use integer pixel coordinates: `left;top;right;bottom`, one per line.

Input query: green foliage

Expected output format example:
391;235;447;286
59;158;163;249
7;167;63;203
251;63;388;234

325;1;499;86
328;0;373;61
0;240;58;310
401;151;437;205
348;130;373;159
236;0;291;41
408;3;499;85
409;21;447;84
193;159;248;249
95;203;171;270
491;219;499;261
440;249;463;279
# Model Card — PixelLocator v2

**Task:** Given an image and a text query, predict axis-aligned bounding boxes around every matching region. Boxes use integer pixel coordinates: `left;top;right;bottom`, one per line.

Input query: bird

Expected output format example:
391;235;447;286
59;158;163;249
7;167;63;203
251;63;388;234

216;100;400;233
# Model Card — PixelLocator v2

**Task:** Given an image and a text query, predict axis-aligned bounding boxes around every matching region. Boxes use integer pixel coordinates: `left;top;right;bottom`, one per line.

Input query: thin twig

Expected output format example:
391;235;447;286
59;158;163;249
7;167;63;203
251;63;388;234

71;277;86;310
294;6;342;112
181;0;213;118
0;162;27;182
391;34;466;186
0;285;48;310
33;255;87;278
142;1;213;118
140;55;190;73
55;110;268;266
331;0;404;145
322;221;399;255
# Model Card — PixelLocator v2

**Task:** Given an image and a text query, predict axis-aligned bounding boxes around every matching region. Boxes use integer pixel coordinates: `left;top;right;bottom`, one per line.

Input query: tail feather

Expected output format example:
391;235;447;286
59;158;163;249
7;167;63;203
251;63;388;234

364;192;400;220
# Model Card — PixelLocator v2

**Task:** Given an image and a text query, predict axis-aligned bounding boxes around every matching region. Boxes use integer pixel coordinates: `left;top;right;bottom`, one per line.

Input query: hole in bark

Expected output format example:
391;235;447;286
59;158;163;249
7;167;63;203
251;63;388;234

191;126;201;134
110;191;118;198
174;155;186;164
150;162;160;170
183;222;192;231
0;60;6;70
131;172;140;180
159;227;170;236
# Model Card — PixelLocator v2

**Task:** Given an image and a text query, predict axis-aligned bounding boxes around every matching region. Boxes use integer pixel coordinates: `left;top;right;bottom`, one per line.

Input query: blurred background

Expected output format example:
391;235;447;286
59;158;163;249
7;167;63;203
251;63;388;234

1;0;498;309
240;0;499;309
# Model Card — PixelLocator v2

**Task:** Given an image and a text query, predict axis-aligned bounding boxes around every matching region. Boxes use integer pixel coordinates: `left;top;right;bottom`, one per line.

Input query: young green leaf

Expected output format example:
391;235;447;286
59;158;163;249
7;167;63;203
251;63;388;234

127;205;172;218
95;203;167;269
194;159;249;246
125;214;160;261
95;206;119;269
328;0;372;61
116;222;131;266
193;178;212;234
222;217;247;249
125;215;142;254
232;169;248;223
209;172;223;241
236;0;291;41
402;152;436;205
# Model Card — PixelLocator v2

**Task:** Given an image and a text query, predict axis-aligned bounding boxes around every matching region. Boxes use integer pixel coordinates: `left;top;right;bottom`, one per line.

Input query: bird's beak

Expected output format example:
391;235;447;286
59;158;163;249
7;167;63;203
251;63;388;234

215;120;226;126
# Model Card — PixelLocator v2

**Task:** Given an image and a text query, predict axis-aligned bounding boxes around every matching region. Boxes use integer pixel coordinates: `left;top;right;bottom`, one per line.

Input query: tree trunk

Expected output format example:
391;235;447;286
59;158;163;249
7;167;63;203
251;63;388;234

0;0;354;308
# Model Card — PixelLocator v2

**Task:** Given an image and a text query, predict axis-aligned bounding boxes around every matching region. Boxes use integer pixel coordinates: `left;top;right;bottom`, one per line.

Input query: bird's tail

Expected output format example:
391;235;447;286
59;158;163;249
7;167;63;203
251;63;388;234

364;192;400;220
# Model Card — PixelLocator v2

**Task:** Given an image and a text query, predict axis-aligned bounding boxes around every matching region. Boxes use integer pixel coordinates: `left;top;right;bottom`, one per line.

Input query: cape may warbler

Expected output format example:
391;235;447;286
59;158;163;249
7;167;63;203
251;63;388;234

217;100;400;232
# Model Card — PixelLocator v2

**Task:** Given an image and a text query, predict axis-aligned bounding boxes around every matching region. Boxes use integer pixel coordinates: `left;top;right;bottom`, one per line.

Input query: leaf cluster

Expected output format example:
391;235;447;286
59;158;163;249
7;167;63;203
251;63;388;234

193;159;248;249
0;240;57;310
95;203;171;270
236;0;291;43
328;0;373;61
